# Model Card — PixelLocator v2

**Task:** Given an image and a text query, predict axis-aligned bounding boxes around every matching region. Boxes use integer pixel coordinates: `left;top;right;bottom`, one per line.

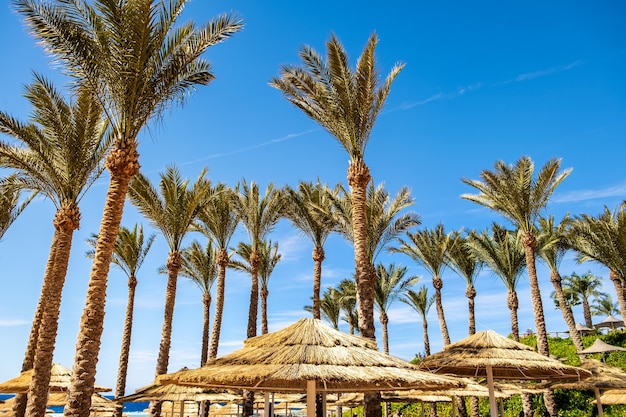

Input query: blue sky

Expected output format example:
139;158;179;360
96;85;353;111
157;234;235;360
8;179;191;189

0;0;625;394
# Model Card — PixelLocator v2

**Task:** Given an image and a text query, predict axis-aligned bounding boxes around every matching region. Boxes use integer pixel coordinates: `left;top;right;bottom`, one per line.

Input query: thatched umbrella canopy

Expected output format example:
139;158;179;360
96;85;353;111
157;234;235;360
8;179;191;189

597;389;626;405
118;383;239;403
544;359;626;417
594;315;624;330
158;318;463;417
0;363;111;393
579;339;626;356
417;330;591;417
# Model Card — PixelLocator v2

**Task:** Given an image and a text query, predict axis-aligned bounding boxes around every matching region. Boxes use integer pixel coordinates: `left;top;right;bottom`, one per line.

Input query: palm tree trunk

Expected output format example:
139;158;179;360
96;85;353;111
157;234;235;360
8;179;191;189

348;161;379;417
466;285;476;335
521;233;556;417
508;290;520;340
261;287;269;335
12;237;59;417
201;292;211;365
64;143;139;417
208;250;228;359
422;318;431;356
381;312;389;354
114;276;137;417
582;296;593;329
312;246;325;320
28;206;79;417
432;276;451;345
610;270;626;320
247;252;260;339
148;251;182;417
549;270;584;352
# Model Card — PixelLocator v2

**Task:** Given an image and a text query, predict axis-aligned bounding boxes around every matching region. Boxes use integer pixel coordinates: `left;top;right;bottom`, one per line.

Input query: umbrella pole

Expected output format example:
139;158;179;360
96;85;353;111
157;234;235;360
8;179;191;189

307;380;315;417
486;365;498;417
594;388;604;417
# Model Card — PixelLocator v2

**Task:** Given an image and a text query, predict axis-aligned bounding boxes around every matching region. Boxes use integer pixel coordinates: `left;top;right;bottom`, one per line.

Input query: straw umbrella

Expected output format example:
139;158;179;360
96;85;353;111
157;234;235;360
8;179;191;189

157;318;464;417
417;330;591;417
594;315;624;330
0;363;111;394
597;388;626;405
579;338;626;363
544;359;626;417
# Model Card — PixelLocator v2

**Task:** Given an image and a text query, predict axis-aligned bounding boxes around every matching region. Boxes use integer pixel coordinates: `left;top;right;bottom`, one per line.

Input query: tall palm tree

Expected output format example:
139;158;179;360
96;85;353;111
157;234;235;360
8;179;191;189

270;33;403;352
401;286;435;356
536;215;584;352
194;183;240;359
393;223;457;345
445;231;483;336
0;76;110;417
337;278;359;335
374;263;419;354
14;3;242;414
568;203;626;319
178;240;218;365
231;180;284;417
284;180;339;319
230;240;281;335
0;175;34;240
466;224;531;417
462;156;570;417
305;287;342;329
561;271;605;329
592;294;620;318
86;224;155;417
127;166;212;417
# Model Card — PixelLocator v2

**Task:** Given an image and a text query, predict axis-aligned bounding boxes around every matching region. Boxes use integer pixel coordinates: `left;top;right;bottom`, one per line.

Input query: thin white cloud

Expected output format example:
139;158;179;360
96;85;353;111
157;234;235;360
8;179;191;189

0;318;29;326
514;61;582;82
552;182;626;204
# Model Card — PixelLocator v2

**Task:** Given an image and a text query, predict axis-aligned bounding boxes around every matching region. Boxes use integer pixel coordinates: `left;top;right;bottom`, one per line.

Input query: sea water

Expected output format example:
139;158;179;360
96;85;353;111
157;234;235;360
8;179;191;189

0;394;149;417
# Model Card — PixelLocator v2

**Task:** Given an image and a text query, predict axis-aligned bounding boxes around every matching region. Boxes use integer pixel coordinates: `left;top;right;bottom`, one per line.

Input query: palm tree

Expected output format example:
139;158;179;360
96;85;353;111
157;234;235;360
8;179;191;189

445;231;484;336
568;203;626;319
127;166;212;417
230;240;281;335
305;287;342;329
401;286;434;356
0;175;34;240
592;294;620;318
0;76;109;417
561;271;605;329
374;263;419;354
178;240;218;365
393;223;457;345
194;183;240;359
462;156;570;417
536;215;584;352
337;278;359;335
270;33;403;352
284;180;339;319
14;3;242;414
231;180;284;417
86;224;155;417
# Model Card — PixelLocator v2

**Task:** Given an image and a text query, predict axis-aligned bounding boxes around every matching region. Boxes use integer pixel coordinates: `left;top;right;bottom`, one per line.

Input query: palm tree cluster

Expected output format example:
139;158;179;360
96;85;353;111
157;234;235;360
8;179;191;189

1;2;624;417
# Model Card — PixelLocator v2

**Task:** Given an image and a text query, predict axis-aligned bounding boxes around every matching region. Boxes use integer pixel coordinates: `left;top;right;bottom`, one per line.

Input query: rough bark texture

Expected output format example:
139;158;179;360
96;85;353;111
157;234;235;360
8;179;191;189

113;275;137;417
246;252;260;339
208;249;229;359
27;204;80;417
422;319;431;356
466;285;476;335
261;287;269;335
201;292;211;366
610;270;626;321
312;246;325;320
148;251;182;417
432;275;451;345
348;161;380;417
521;232;556;417
12;237;60;417
550;270;584;352
507;290;520;341
582;295;593;329
380;311;389;354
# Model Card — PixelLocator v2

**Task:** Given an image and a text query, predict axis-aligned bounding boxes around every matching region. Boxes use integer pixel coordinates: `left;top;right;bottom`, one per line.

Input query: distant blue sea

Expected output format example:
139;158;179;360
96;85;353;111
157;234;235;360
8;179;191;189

0;394;149;414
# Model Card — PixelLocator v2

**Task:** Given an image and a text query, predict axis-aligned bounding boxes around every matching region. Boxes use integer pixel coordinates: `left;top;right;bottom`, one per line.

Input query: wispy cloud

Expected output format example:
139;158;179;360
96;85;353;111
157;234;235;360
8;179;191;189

553;182;626;204
0;318;29;326
396;60;583;110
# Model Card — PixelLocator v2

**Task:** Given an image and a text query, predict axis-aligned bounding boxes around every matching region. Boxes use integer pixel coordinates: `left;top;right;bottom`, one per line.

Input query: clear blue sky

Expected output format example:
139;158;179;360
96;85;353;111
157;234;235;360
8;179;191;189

0;0;625;394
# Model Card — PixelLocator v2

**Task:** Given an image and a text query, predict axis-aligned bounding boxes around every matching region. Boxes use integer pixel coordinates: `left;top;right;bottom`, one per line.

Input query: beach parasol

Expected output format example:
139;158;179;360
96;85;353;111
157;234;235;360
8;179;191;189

544;359;626;417
0;363;111;393
596;388;626;405
417;330;591;417
579;338;626;356
594;315;624;330
157;318;464;417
